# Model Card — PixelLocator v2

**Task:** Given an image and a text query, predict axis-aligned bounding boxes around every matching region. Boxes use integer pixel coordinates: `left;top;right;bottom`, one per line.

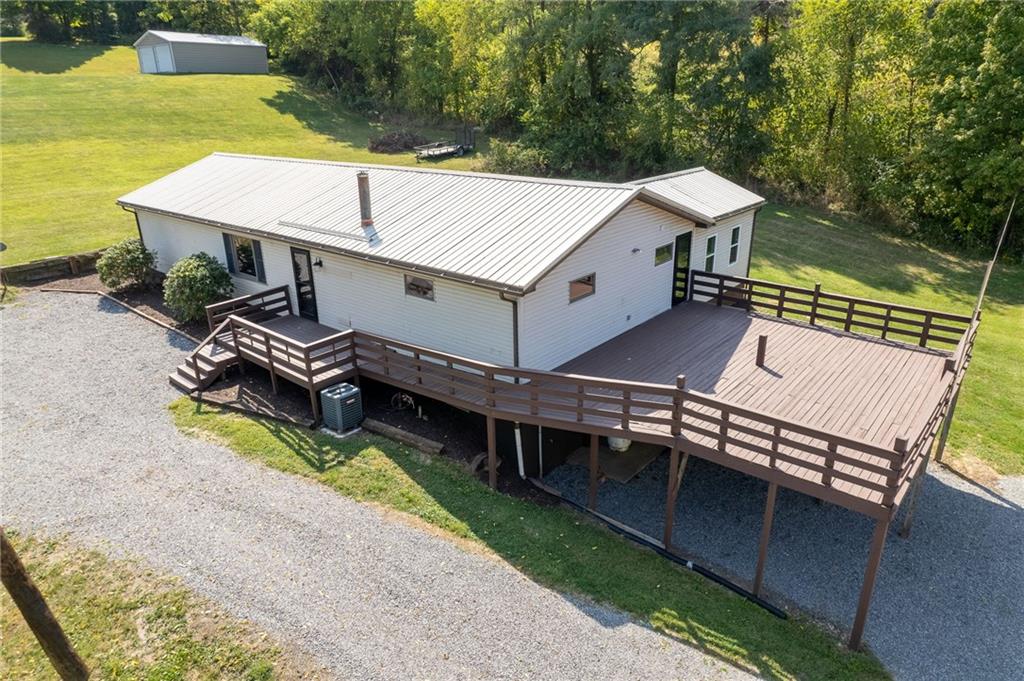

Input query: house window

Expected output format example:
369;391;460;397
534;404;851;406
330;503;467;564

405;274;435;301
704;235;717;271
654;243;673;266
569;273;596;302
729;226;741;264
223;233;265;282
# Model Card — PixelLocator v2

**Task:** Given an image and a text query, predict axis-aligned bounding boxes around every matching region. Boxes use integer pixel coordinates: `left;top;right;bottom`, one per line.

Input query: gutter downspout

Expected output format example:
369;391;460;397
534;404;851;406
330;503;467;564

121;206;145;248
500;291;527;478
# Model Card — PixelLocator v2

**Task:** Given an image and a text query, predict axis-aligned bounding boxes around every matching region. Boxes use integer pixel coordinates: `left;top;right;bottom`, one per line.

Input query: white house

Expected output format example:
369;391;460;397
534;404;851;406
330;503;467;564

117;153;764;370
133;30;268;74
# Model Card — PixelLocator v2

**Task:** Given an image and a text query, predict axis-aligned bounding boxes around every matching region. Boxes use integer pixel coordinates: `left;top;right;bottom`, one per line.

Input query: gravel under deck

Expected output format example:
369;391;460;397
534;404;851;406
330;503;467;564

1;292;753;681
545;449;1024;681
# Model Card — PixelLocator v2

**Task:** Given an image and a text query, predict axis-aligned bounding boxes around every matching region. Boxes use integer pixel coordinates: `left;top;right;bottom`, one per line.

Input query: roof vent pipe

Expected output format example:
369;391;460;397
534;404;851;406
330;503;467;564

357;171;373;227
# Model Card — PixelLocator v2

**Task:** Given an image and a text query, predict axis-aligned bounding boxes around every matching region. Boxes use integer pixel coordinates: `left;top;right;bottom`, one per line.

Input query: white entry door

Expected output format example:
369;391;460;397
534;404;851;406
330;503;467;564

138;46;157;73
153;44;174;73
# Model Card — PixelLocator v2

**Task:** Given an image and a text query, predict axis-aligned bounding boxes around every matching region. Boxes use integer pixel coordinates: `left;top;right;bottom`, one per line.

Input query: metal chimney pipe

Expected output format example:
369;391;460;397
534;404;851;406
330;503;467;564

357;171;372;226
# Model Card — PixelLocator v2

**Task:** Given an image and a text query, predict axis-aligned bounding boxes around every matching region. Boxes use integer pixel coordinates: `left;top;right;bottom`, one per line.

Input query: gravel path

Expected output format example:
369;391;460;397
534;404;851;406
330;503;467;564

547;450;1024;680
1;292;751;681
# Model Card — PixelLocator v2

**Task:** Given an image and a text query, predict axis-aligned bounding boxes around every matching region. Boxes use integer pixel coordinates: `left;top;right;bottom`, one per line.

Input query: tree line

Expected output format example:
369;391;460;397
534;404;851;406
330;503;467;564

5;0;1021;256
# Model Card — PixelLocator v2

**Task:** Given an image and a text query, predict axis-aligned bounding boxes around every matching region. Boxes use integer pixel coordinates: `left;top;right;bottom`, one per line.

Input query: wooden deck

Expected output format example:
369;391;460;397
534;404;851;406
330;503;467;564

556;302;950;451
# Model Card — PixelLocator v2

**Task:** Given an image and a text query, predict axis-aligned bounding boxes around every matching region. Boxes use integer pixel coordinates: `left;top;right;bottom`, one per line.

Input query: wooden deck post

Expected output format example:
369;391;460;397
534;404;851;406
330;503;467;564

264;334;279;394
1;530;89;680
229;319;245;376
587;433;600;510
933;388;961;464
756;335;767;367
752;482;778;597
849;517;891;650
486;414;497;490
663;444;690;551
809;282;821;326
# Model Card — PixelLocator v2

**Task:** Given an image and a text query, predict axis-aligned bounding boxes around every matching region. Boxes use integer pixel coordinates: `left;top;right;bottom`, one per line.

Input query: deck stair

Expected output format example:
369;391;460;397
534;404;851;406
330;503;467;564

168;319;238;393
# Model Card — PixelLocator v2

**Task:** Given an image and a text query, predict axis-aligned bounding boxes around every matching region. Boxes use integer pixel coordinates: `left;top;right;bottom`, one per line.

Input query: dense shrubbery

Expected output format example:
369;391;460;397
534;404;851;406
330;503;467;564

479;141;551;178
96;238;156;291
163;253;233;323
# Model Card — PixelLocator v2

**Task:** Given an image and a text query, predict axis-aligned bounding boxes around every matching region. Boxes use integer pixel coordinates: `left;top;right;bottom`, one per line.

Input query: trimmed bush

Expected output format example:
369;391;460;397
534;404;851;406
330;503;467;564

163;253;233;323
96;238;156;290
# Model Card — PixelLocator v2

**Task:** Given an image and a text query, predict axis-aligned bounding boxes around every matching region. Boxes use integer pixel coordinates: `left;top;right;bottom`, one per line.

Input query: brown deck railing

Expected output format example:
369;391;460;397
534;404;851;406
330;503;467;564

227;316;357;391
689;271;973;350
351;330;909;513
199;280;970;513
206;285;293;331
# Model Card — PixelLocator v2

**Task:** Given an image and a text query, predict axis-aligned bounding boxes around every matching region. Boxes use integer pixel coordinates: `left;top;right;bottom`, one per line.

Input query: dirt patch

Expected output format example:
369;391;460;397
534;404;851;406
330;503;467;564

943;453;1001;487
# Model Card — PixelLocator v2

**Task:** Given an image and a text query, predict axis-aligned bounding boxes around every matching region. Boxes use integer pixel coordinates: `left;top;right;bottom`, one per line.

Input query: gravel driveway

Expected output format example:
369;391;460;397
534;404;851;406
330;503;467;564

1;292;751;680
547;444;1024;680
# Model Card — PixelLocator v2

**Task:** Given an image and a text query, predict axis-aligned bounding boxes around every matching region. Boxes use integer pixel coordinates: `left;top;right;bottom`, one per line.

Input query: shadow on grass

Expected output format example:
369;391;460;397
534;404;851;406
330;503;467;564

177;398;888;681
754;204;1023;310
261;87;380;149
0;40;112;74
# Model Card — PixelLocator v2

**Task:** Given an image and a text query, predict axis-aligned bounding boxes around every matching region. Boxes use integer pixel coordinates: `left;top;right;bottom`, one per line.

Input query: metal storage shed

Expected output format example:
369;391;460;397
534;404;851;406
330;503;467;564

133;30;267;75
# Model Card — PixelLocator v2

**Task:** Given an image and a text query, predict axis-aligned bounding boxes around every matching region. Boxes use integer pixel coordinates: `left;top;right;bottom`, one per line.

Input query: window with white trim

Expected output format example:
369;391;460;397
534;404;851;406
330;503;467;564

405;274;435;301
729;226;741;264
704;235;717;271
569;273;596;302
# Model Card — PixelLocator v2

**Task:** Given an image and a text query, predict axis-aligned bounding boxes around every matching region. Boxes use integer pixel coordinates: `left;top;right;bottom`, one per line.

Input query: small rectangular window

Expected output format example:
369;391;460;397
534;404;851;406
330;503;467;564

223;233;265;282
569;273;596;303
704;235;717;271
405;274;435;300
654;243;673;266
729;226;740;264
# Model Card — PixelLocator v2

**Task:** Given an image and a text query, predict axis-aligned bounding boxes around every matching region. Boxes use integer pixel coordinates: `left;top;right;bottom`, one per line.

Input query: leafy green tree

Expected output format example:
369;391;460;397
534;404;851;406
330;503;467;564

913;0;1024;252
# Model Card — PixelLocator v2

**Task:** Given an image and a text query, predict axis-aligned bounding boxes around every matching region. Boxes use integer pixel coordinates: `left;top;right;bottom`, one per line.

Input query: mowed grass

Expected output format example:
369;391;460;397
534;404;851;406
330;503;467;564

170;397;889;681
751;205;1024;475
1;532;319;679
0;39;475;265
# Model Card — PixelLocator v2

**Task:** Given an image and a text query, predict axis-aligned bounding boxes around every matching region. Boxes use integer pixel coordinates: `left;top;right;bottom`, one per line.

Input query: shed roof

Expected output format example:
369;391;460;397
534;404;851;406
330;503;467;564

631;168;765;223
134;30;265;48
117;153;758;293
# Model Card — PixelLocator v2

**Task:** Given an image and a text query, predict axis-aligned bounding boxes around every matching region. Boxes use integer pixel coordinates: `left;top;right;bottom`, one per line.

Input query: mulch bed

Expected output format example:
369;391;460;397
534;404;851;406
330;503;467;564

24;272;209;339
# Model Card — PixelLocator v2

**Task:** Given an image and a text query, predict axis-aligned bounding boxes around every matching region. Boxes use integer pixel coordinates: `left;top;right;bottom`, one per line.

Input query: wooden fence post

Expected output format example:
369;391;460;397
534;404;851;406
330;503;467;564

756;335;767;367
1;530;89;680
671;375;686;437
753;482;778;597
486;414;497;489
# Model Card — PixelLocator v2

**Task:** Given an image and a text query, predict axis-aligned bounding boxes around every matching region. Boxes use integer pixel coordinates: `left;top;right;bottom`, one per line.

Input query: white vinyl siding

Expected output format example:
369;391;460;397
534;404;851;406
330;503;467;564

137;211;514;365
692;209;756;279
517;200;696;370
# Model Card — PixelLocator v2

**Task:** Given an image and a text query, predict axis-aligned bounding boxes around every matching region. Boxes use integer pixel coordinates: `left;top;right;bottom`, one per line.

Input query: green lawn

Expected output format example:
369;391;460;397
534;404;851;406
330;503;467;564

1;532;317;679
0;39;475;266
751;205;1023;476
170;397;888;681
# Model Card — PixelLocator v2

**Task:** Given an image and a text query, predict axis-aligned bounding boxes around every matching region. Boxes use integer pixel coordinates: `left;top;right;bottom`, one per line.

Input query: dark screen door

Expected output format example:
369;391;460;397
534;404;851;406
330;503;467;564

291;248;319;321
672;232;692;306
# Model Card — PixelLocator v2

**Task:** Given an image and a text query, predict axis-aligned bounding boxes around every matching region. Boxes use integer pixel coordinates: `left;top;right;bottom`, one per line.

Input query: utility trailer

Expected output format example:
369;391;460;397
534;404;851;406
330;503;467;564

414;125;477;162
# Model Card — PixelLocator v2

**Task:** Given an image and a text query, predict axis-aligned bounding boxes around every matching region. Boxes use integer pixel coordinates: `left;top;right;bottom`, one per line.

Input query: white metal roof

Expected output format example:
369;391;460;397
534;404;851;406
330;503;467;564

118;153;761;293
134;30;265;48
631;168;765;223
